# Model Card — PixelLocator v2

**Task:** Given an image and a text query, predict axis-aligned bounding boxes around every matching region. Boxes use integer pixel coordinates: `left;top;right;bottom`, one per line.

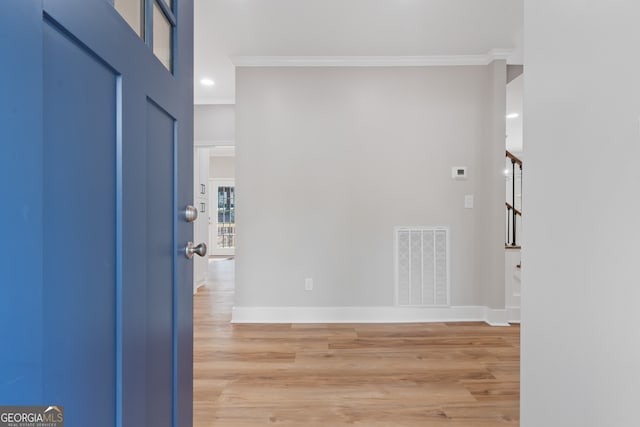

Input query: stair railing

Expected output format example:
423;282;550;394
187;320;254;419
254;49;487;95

505;151;522;247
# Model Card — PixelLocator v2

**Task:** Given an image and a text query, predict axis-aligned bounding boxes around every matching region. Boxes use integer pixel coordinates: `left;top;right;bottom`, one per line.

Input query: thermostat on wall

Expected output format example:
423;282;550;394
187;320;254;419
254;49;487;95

452;166;468;180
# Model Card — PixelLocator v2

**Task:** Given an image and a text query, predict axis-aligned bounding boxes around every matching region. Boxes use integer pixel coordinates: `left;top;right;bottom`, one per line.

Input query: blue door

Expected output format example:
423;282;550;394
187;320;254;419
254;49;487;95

0;0;194;426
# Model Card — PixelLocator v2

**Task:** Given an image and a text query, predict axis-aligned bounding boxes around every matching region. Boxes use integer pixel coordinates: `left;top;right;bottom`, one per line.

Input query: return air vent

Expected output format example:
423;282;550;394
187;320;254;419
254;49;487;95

395;227;450;307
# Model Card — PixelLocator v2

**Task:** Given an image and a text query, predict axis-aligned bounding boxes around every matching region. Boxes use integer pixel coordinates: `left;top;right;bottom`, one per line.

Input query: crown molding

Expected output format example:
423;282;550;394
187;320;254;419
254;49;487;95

231;49;514;67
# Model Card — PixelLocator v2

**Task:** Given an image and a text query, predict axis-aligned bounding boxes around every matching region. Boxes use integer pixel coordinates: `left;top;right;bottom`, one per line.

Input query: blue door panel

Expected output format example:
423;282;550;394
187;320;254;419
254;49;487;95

145;101;176;427
0;1;44;403
1;0;194;425
121;89;149;427
42;19;116;425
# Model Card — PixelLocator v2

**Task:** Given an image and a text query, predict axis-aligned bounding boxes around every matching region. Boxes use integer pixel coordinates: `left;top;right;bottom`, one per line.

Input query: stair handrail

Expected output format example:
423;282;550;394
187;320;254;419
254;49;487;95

505;202;522;217
506;150;522;167
506;150;523;247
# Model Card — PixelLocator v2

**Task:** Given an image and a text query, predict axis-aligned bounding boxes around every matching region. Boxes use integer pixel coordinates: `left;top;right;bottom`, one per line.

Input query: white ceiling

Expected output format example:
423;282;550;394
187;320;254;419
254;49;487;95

194;0;524;104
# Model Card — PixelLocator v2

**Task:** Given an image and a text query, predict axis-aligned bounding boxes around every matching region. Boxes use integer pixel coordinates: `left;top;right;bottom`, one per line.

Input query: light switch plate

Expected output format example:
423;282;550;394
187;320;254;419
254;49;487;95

464;195;474;209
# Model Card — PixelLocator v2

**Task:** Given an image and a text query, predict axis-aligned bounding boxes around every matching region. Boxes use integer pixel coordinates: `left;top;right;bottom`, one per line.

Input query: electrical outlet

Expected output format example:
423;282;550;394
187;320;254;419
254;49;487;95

305;278;313;291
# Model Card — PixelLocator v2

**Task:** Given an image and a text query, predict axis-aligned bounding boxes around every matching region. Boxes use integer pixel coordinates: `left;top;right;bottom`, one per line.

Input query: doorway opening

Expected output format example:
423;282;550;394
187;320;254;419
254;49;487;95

505;68;523;322
209;179;235;256
193;140;235;293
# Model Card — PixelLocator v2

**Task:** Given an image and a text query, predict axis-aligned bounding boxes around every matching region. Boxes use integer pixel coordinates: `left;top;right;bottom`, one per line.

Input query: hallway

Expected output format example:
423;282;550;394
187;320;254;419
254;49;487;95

193;260;520;426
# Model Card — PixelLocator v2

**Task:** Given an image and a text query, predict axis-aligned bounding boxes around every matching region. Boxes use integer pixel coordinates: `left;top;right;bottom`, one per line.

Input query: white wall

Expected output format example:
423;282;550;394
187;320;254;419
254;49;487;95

504;249;520;322
478;60;508;309
522;2;640;426
193;147;210;292
235;65;505;314
506;74;523;154
209;156;235;179
194;104;235;142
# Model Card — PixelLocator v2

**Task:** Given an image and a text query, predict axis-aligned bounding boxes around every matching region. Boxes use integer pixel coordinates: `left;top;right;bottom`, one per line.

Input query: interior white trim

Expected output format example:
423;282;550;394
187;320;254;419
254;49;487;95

507;306;521;323
231;305;515;326
485;308;510;327
231;50;514;67
487;48;516;61
209;146;236;157
194;139;235;148
193;279;206;295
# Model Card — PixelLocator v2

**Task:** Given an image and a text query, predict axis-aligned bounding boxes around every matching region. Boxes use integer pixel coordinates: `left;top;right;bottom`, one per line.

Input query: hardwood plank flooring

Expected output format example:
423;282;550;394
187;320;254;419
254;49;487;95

194;260;520;426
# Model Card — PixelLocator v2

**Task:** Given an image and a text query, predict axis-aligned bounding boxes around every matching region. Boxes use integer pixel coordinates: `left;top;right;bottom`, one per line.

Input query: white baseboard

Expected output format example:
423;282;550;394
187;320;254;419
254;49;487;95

506;306;521;323
193;279;206;295
485;308;510;326
231;305;516;326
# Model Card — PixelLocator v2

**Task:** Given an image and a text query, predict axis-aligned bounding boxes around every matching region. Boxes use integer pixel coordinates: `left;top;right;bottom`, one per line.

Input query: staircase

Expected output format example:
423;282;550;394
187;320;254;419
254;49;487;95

504;150;522;322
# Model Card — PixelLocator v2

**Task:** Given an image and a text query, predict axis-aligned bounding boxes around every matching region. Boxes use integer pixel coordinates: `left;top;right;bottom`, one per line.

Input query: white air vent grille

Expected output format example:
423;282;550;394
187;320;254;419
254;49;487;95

395;227;450;306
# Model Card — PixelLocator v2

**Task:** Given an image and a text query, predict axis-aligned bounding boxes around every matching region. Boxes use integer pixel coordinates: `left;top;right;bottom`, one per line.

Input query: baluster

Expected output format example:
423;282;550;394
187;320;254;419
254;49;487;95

512;159;517;246
506;204;511;246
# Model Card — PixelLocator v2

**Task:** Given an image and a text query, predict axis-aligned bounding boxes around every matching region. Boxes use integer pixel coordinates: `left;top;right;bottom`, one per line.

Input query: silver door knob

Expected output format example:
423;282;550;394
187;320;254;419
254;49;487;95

185;241;207;259
184;205;198;223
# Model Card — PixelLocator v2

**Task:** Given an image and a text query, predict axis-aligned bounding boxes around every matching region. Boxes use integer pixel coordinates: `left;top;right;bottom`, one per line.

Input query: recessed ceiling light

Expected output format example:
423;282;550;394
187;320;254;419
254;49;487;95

506;113;519;119
200;78;215;87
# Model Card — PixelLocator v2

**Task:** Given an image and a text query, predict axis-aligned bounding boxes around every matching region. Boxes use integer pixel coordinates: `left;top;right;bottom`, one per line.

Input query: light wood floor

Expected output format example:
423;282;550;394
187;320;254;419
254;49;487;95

194;260;520;426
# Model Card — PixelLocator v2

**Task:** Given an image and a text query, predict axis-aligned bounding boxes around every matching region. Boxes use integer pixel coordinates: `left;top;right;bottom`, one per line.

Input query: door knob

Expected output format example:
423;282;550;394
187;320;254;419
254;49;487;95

184;205;198;223
185;241;207;259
